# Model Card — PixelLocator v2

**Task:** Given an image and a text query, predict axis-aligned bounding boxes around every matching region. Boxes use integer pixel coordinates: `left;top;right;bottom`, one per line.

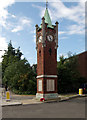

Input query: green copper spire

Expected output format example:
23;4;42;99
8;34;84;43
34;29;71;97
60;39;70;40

44;8;53;28
39;1;54;29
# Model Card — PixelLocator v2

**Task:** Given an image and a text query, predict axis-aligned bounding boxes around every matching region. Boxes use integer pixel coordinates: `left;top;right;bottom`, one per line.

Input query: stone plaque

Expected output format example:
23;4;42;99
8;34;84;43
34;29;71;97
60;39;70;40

38;80;42;91
47;80;55;91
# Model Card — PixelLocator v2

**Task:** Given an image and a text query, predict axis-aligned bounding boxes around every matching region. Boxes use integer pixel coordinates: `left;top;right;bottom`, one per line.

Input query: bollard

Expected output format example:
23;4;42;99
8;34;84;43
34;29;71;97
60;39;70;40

6;91;10;101
79;88;83;95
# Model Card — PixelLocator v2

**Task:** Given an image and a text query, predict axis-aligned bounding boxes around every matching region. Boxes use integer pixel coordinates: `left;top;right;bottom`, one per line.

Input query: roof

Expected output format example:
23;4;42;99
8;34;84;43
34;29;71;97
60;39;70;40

40;8;54;29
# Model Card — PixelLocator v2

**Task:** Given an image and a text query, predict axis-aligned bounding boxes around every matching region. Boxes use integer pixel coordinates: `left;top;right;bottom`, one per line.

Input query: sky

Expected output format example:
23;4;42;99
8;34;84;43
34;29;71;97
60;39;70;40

0;0;86;65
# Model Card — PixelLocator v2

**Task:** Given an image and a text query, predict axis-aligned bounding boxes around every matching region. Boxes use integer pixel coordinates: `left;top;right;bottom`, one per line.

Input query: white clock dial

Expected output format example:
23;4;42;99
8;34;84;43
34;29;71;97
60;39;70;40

47;35;53;41
38;36;42;43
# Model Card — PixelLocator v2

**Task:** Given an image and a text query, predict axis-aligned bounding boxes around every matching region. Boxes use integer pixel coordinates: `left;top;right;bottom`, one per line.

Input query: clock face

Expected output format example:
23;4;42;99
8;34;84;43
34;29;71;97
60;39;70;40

38;36;42;43
47;35;53;41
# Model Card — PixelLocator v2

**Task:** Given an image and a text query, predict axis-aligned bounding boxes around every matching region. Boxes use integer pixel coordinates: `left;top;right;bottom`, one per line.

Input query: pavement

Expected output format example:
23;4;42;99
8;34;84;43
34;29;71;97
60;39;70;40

0;91;86;106
2;97;86;118
1;95;41;107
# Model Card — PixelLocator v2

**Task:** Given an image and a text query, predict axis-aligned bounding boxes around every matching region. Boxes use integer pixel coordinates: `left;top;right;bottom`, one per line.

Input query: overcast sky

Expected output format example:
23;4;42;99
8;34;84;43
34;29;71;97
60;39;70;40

0;0;86;65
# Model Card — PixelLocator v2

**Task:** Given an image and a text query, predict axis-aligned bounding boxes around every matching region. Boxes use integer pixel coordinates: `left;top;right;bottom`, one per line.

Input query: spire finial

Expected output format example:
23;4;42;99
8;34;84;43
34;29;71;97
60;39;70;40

46;0;48;9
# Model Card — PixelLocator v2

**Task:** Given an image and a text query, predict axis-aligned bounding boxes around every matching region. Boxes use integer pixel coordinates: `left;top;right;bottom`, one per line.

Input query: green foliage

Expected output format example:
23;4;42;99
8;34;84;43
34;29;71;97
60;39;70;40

2;41;22;78
2;41;37;94
57;54;86;94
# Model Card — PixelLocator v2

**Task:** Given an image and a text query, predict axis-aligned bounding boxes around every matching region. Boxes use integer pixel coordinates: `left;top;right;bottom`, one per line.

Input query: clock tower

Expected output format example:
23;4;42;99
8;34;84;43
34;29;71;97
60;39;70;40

36;2;58;99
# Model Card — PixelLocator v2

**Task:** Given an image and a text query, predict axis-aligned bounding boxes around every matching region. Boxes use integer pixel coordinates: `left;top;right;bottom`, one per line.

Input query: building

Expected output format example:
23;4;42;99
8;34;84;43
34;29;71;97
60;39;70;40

77;51;87;79
35;3;58;99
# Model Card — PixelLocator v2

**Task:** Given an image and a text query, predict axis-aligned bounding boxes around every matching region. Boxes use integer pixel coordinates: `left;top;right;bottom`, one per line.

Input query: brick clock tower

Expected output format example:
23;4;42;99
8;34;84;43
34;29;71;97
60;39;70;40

36;2;58;99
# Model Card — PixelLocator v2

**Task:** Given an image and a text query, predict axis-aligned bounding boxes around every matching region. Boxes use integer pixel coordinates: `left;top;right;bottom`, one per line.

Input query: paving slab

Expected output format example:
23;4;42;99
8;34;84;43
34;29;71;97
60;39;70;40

1;102;22;107
1;98;43;106
59;94;86;102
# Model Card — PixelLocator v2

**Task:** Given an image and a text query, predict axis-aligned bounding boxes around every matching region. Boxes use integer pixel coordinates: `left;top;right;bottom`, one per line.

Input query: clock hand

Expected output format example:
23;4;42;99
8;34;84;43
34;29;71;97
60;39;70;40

49;36;52;40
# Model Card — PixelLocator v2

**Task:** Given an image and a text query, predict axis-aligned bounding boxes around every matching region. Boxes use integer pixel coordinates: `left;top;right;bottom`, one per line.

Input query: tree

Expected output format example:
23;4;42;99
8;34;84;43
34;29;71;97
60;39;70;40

2;41;22;79
57;54;86;94
2;41;37;94
3;59;36;94
57;55;72;93
3;58;37;94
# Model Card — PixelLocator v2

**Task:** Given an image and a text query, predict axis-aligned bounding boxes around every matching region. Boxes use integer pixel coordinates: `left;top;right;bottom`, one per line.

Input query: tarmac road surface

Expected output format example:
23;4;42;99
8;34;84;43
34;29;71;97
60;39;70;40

2;97;87;118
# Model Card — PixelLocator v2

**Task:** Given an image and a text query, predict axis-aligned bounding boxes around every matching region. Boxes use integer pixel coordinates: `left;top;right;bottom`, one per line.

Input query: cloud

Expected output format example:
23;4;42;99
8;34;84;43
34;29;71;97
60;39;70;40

11;26;23;32
49;1;85;23
11;26;23;33
0;0;15;28
0;0;32;33
59;24;85;36
11;14;16;18
68;24;85;35
0;0;15;62
0;36;7;50
21;17;31;25
11;17;32;33
59;31;66;35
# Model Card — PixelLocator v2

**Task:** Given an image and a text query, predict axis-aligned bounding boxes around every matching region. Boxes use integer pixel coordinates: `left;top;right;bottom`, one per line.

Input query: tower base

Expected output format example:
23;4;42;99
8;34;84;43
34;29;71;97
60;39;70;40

36;93;58;100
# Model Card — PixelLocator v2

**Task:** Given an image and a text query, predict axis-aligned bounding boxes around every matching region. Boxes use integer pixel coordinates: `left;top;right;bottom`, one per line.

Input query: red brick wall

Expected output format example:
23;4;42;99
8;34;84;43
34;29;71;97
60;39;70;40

77;51;87;79
44;40;57;75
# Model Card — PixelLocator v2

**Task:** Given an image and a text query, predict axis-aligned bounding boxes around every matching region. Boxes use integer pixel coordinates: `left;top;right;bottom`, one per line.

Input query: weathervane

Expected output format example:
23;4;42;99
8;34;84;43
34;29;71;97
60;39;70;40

46;0;48;9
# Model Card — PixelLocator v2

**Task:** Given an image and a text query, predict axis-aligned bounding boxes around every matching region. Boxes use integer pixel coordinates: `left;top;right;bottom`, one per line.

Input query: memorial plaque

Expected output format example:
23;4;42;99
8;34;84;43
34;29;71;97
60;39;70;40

47;80;55;91
38;80;42;91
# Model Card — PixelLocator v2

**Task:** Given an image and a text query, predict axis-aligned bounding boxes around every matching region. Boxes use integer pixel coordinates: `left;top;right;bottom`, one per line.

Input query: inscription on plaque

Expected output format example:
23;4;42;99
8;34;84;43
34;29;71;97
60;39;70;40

47;80;55;91
38;80;42;91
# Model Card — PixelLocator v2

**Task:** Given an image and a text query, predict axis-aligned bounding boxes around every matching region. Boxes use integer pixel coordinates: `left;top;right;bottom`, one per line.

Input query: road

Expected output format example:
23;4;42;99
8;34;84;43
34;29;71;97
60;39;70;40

2;97;87;118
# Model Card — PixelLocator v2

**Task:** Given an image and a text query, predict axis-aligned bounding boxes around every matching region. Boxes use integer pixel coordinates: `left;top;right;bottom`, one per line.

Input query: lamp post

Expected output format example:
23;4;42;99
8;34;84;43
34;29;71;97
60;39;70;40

0;49;6;88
